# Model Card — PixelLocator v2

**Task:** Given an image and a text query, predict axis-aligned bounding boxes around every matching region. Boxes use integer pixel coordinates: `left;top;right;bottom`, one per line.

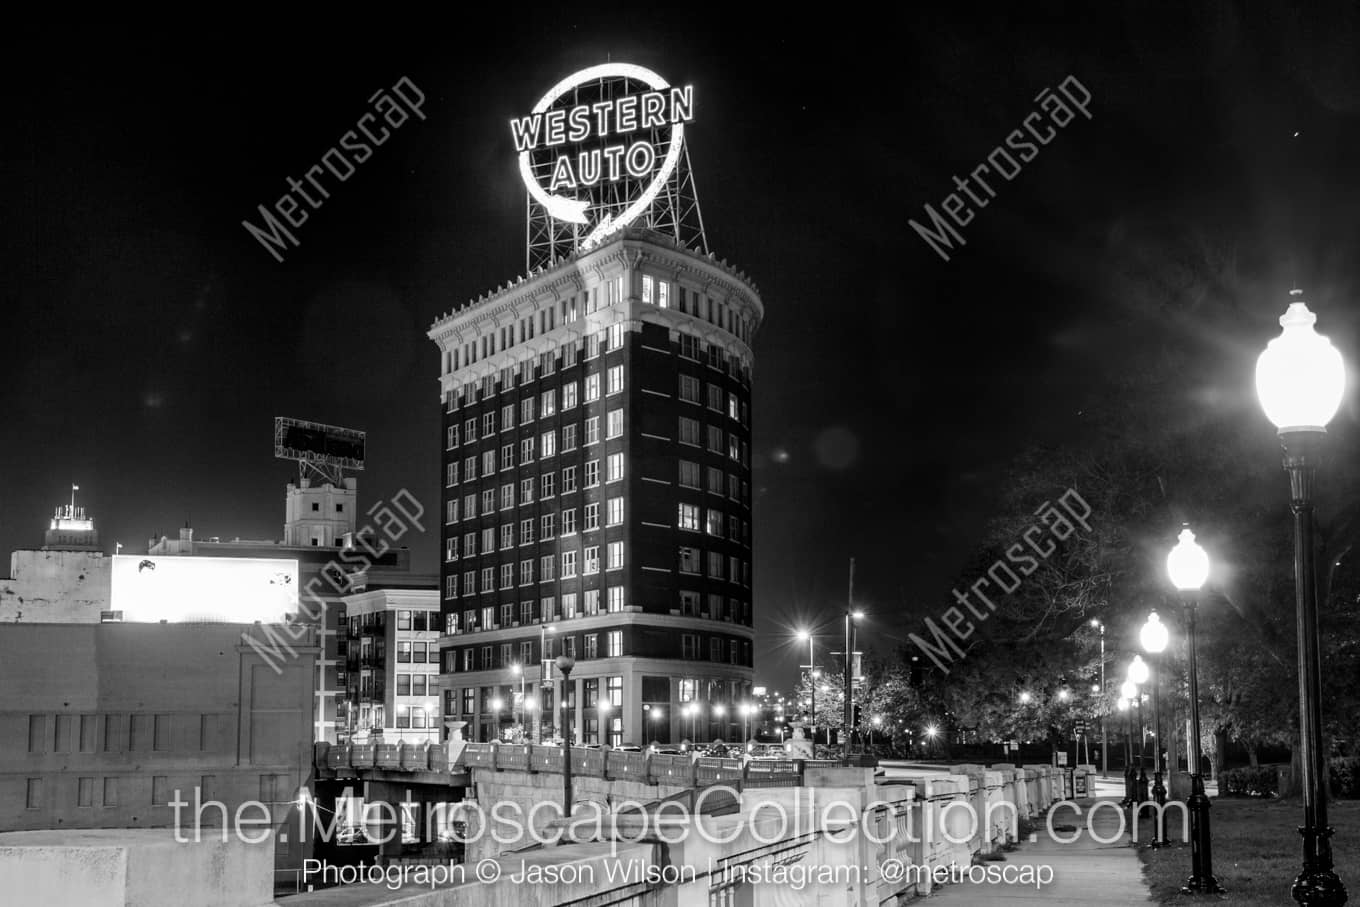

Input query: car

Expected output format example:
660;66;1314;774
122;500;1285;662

748;743;792;760
612;744;643;753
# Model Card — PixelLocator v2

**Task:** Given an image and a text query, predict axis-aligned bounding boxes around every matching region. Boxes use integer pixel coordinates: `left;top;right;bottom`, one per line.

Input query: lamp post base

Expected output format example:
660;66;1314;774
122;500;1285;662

1181;876;1226;896
1291;866;1346;906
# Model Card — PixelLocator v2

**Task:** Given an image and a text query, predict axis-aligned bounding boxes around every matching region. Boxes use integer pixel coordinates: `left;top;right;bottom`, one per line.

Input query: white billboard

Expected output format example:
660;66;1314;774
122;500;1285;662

111;555;299;624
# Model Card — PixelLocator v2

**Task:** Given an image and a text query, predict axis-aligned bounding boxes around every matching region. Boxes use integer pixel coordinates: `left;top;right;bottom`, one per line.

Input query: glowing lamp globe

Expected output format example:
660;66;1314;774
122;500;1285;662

1117;698;1129;712
1255;297;1345;434
1140;611;1170;655
1128;656;1149;685
1167;527;1210;592
1120;680;1138;700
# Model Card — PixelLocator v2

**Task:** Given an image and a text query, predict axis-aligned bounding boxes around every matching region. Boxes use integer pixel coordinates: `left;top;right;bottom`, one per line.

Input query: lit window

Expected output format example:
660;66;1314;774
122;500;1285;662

562;466;578;493
607;586;624;613
500;564;513;589
585;417;600;445
657;281;669;309
540;555;555;582
607;541;624;571
607;630;623;657
447;425;459;449
642;274;654;304
520;559;533;586
521;397;535;423
678;503;700;531
607;409;623;439
679;460;701;488
606;497;623;526
541;430;556;458
607;365;624;395
707;509;724;537
584;589;600;615
540;389;557;416
584;460;600;487
562;550;577;578
562;423;578;451
520;478;534;504
482;413;496;437
481;490;495;514
500;523;513;549
606;453;624;483
501;404;515;431
585;373;600;402
483;450;496;474
608;324;624;350
501;484;514;510
562;383;578;409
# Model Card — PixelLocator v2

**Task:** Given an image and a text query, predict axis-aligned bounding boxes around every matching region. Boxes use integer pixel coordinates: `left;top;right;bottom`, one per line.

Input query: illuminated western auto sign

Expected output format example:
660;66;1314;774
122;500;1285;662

512;63;694;244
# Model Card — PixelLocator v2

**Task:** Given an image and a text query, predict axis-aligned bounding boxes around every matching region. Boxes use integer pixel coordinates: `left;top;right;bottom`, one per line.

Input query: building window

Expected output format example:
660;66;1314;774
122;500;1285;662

398;610;412;631
541;472;556;499
501;443;515;469
562;465;578;494
481;527;495;552
520;518;535;546
463;493;476;519
608;323;624;350
501;484;515;510
562;550;577;578
585;373;600;402
520;477;535;504
607;409;623;439
607;541;624;571
77;777;94;808
540;554;555;582
562;592;578;620
481;568;495;593
584;460;600;487
607;586;624;613
708;551;725;579
679;417;700;446
707;509;725;537
397;674;411;696
26;778;42;809
584;417;600;445
679;374;700;403
541;512;556;539
679;547;700;574
521;397;535;423
563;382;578;409
584;635;598;659
584;502;599;531
541;431;556;458
481;489;495;514
541;597;556;623
607;365;624;395
521;438;536;463
500;564;514;590
642;274;655;304
520;559;534;585
711;638;723;662
102;778;118;807
501;403;515;430
607;453;624;483
682;635;699;660
562;508;577;535
678;503;700;531
446;464;457;487
482;413;496;437
606;497;623;526
680;590;699;615
707;425;724;453
583;546;599;575
607;630;622;657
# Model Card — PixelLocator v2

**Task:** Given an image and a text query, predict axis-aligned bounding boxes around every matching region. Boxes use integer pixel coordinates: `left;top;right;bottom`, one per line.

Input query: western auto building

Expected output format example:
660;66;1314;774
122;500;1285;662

429;227;762;746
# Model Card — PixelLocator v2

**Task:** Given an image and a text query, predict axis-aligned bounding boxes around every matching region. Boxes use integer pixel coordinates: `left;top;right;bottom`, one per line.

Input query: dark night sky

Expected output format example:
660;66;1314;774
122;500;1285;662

4;6;1360;689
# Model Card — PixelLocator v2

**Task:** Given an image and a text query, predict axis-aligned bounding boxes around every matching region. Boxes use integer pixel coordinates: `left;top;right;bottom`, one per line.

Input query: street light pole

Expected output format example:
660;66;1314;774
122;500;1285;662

554;655;576;821
1257;293;1348;906
1141;612;1170;847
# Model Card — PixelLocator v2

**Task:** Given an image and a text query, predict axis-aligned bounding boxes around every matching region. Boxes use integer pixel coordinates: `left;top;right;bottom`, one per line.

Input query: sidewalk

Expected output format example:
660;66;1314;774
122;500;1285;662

927;782;1154;905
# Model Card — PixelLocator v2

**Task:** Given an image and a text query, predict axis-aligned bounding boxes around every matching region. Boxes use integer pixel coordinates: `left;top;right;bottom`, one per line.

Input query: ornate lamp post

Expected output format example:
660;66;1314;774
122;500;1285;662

1167;525;1223;894
1128;656;1150;808
1141;611;1170;847
554;655;576;818
1256;292;1348;906
1121;674;1143;816
1117;696;1133;807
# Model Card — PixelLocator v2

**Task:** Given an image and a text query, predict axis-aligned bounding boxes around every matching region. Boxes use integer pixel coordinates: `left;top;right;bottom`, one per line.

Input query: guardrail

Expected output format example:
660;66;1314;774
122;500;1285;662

315;741;858;789
451;743;773;789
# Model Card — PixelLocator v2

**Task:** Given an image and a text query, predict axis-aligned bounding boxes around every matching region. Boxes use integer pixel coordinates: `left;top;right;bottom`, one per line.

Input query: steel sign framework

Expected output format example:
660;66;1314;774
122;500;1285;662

516;63;708;272
274;416;366;485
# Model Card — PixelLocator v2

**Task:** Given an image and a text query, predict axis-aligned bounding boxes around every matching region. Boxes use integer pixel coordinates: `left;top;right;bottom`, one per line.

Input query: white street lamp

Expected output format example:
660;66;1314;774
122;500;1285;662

1256;292;1347;905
